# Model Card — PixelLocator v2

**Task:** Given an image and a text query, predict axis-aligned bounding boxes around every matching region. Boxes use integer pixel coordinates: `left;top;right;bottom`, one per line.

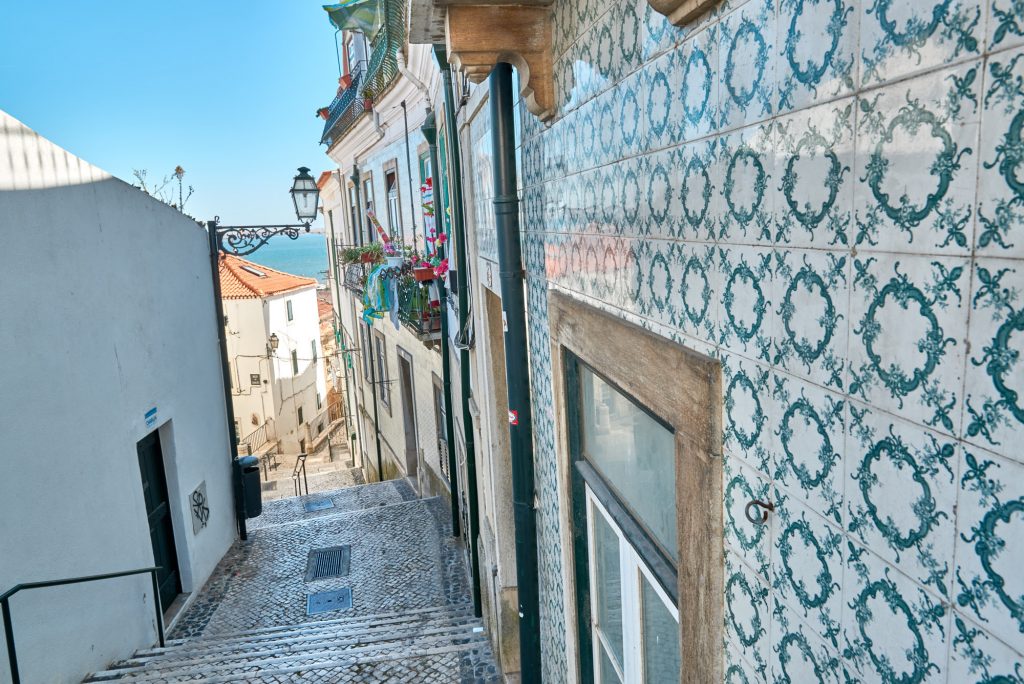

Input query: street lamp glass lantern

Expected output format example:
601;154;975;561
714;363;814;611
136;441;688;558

269;333;280;351
290;167;320;224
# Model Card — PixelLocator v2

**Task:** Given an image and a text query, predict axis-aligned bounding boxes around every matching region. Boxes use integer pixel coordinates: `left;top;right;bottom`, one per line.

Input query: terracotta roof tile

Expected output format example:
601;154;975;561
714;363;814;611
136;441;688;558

219;253;317;299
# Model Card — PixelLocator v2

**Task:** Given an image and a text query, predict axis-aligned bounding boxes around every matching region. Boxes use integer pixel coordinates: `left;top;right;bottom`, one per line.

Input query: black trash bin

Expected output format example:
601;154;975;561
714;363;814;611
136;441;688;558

239;456;263;518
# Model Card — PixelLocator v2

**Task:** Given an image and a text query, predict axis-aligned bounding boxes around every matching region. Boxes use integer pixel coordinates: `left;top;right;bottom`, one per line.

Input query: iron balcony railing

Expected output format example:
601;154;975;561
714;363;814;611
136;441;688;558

398;277;442;340
319;0;405;148
320;61;366;146
343;262;367;293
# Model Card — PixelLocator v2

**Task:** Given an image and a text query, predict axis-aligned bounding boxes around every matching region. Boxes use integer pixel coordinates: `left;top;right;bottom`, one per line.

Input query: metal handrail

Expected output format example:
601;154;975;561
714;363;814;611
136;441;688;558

1;566;165;684
241;421;270;453
320;61;366;145
292;453;309;497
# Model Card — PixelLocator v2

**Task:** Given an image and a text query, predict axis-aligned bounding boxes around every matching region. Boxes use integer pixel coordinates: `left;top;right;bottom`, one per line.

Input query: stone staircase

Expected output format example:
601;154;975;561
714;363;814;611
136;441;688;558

83;605;492;682
84;480;500;683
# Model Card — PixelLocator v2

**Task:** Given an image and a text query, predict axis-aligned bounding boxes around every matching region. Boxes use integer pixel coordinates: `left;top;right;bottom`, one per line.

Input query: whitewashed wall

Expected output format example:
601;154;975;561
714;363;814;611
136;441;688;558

0;111;236;683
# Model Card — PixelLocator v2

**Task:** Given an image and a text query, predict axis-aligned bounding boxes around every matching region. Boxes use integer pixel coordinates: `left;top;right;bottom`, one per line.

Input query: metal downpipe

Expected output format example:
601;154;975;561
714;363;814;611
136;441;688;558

421;109;462;538
351;165;385;481
434;43;482;619
489;62;541;683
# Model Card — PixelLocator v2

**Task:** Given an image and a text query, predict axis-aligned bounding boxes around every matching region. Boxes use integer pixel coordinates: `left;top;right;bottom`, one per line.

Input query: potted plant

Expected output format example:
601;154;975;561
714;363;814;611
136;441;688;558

340;243;383;265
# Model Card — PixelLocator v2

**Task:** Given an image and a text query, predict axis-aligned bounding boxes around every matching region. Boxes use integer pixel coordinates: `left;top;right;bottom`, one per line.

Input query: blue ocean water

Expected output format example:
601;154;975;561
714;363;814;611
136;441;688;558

246;233;328;284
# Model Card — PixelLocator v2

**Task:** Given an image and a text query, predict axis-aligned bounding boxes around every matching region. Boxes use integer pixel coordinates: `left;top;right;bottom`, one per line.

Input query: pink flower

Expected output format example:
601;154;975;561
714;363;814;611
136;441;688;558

436;233;448;245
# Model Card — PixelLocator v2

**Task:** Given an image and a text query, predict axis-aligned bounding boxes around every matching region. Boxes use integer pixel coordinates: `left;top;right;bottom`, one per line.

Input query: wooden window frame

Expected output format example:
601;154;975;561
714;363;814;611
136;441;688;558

548;290;723;684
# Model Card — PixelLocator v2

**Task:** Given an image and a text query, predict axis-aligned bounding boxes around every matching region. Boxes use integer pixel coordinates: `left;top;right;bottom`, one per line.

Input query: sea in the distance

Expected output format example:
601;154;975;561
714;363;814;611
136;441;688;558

246;233;329;285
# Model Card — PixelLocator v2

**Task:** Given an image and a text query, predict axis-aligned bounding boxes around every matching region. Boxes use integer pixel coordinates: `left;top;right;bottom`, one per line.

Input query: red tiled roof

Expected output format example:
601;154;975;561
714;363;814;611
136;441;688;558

219;253;317;299
318;299;333;321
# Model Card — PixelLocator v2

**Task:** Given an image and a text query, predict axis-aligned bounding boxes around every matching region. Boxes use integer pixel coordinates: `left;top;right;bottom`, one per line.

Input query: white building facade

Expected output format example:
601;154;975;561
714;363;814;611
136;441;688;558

220;255;328;456
0;111;237;683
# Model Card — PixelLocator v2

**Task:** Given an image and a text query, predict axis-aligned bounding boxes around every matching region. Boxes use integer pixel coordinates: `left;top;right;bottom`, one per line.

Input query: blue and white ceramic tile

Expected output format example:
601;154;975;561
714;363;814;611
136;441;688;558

847;252;969;435
638;0;680;61
858;0;985;86
988;0;1024;50
949;613;1024;683
726;549;772;679
962;258;1024;459
776;0;857;112
976;47;1024;257
719;0;777;131
853;60;982;255
672;241;719;341
771;491;846;647
773;99;854;248
771;373;847;525
725;449;774;578
643;48;680;152
719;245;775;362
845;405;958;599
677;137;722;243
769;596;846;684
723;352;775;473
954;447;1024;652
719;123;775;245
772;248;850;390
727;636;767;684
679;23;721;142
643;148;682;238
841;540;949;682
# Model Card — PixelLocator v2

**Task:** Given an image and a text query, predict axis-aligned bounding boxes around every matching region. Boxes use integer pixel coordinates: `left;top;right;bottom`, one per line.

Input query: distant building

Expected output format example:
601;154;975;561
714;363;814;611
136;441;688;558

219;254;328;455
0;110;237;682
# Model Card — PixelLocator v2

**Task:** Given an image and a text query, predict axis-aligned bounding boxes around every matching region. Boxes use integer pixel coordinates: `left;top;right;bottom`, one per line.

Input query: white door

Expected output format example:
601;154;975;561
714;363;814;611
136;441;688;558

587;488;681;683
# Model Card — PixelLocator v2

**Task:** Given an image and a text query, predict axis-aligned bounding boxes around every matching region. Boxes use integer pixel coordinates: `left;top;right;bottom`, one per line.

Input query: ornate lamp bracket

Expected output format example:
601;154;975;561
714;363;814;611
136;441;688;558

647;0;720;26
445;4;555;121
212;221;311;257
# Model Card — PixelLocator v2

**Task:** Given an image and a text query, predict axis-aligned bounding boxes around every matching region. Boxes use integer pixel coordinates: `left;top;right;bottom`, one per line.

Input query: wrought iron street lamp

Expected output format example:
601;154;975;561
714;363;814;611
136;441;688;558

206;167;320;540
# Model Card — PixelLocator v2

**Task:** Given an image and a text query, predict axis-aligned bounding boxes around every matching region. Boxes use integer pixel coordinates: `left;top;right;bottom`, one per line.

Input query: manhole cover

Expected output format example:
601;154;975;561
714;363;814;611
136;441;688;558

261;481;277;492
307;588;352;615
305;546;351;581
303;499;335;512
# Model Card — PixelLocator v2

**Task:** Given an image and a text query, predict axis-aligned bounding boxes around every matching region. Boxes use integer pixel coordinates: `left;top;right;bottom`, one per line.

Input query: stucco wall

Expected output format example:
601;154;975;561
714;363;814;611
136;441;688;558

0;111;236;683
506;0;1024;681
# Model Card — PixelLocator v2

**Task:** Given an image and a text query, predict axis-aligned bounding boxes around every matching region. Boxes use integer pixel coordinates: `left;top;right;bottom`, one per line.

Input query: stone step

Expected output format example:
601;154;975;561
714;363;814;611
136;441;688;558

99;619;485;677
84;630;490;682
127;612;482;665
162;603;470;648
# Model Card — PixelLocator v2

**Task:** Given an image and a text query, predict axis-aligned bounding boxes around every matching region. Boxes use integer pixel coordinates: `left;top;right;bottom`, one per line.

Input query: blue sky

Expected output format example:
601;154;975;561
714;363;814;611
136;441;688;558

0;1;342;226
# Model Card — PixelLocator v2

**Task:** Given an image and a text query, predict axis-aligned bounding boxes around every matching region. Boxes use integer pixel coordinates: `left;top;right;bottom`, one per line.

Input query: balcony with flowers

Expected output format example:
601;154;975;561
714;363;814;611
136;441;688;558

338;211;448;343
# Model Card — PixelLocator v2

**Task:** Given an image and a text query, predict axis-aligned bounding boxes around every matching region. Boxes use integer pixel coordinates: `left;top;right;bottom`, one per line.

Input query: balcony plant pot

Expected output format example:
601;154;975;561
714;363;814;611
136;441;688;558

413;267;435;282
359;252;379;264
363;98;373;111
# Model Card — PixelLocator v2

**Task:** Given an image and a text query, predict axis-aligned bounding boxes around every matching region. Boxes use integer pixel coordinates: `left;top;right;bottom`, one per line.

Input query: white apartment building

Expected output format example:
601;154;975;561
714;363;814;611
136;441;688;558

220;254;329;456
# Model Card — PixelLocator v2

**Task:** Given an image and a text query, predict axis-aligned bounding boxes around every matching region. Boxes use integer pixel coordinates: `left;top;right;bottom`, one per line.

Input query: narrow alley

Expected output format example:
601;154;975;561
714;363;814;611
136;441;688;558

83;477;500;683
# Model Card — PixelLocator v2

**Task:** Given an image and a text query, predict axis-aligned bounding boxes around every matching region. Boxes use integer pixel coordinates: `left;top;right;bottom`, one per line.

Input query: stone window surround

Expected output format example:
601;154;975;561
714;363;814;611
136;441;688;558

548;288;723;684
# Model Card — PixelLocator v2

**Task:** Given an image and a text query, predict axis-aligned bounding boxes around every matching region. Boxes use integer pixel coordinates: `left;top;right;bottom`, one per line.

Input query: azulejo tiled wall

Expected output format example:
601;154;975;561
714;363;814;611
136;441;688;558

517;0;1024;680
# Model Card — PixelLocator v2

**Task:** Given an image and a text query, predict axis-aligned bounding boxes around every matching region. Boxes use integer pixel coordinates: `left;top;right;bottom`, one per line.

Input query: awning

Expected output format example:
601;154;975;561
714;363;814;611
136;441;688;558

323;0;382;40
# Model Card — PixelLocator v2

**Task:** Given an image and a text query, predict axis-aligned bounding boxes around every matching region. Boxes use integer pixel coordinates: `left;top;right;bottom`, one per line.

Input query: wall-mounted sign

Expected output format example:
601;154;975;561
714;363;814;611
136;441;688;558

144;407;158;429
190;481;210;534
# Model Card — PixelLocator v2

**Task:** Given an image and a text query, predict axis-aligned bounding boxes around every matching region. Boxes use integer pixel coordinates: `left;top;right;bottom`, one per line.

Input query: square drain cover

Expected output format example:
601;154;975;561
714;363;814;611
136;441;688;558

303;499;334;512
305;545;351;581
307;588;352;615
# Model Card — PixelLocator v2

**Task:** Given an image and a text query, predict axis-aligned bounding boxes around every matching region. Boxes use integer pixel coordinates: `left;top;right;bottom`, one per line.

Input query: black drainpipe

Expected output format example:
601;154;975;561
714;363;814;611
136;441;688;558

490;62;541;683
421;109;461;538
351;163;385;482
434;43;482;618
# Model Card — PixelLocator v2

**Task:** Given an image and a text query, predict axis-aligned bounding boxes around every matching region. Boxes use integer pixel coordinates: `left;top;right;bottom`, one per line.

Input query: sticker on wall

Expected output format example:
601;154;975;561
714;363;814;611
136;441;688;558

145;407;158;429
191;481;210;534
509;409;519;425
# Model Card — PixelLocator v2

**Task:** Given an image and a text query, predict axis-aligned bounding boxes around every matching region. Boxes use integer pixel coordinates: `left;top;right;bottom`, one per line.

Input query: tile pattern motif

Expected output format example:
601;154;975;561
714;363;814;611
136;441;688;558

509;0;1024;680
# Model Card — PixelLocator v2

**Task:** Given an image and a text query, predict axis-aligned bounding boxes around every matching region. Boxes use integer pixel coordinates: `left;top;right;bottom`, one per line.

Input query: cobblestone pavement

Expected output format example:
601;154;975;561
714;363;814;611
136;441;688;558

84;481;501;683
260;458;363;502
